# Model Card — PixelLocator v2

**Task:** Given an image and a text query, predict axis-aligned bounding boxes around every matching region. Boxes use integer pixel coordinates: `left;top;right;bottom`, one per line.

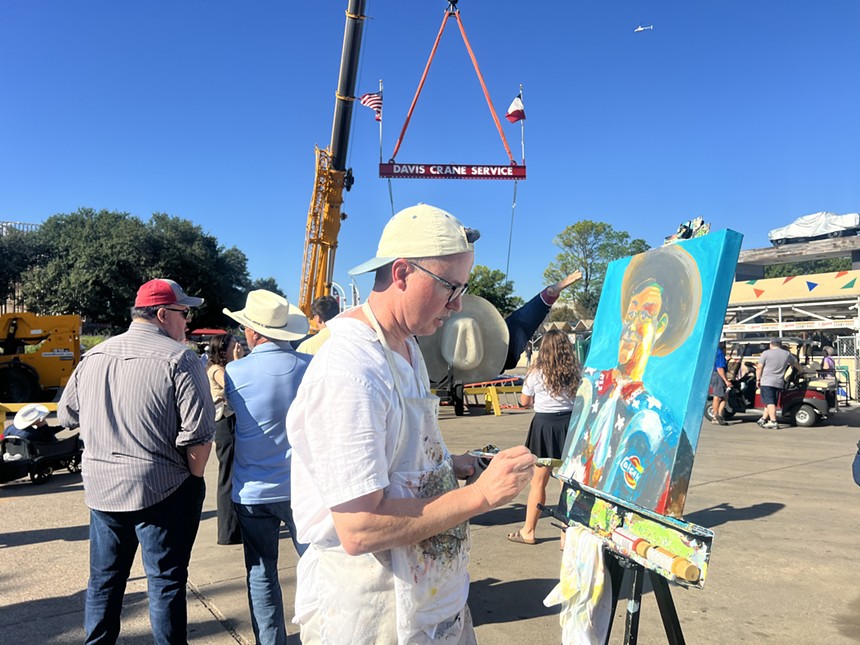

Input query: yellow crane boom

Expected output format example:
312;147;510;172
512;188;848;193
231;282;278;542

299;0;366;317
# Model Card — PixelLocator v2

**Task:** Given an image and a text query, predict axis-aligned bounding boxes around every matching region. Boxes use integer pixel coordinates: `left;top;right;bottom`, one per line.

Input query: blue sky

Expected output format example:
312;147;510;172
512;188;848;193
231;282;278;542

2;1;858;303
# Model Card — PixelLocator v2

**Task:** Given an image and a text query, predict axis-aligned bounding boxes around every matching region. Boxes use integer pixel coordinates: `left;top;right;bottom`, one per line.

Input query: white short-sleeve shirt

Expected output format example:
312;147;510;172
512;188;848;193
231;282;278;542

522;369;575;413
287;316;425;547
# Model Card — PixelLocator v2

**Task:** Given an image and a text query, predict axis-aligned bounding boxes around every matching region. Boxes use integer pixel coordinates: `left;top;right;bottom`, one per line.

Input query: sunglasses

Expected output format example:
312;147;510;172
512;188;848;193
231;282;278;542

163;307;192;318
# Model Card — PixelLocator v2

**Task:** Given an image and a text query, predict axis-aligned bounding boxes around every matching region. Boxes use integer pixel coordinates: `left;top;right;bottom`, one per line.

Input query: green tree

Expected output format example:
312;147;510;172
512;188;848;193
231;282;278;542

764;258;850;278
544;221;649;319
250;277;285;297
146;213;251;326
21;209;150;325
468;265;524;316
16;208;256;330
0;227;42;306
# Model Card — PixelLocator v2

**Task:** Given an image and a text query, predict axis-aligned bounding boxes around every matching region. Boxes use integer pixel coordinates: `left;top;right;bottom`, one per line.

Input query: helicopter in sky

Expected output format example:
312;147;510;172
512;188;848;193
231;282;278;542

634;24;654;32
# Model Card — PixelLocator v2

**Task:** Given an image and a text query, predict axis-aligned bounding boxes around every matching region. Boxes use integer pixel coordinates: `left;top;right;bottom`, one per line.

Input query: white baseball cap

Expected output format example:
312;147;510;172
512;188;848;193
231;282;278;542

349;204;480;276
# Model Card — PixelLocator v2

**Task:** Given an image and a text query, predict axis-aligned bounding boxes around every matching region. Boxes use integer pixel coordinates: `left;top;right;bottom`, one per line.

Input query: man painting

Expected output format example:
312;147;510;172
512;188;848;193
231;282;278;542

58;278;214;644
559;246;702;515
287;204;535;644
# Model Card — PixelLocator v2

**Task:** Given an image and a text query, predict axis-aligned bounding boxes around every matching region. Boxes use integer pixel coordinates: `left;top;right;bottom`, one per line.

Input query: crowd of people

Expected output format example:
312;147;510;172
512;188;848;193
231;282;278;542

48;204;539;644
19;202;826;643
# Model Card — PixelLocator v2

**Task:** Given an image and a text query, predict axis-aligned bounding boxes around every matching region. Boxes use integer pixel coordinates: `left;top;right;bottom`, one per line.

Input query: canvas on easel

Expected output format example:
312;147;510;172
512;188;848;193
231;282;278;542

559;230;743;518
545;231;742;644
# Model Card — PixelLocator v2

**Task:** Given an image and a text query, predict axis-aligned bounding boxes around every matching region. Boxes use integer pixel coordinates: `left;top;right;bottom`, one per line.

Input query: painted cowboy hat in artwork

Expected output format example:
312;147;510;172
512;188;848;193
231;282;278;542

13;403;50;430
223;290;309;342
620;244;702;356
418;294;510;385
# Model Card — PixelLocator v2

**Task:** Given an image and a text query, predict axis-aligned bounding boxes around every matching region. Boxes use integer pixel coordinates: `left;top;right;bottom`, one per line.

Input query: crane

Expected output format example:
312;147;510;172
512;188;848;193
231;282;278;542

298;0;367;318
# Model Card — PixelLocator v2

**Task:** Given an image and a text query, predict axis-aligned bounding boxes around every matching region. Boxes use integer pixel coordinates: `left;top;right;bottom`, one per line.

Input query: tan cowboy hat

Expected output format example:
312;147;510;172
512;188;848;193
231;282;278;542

223;290;309;342
620;245;702;356
418;295;510;385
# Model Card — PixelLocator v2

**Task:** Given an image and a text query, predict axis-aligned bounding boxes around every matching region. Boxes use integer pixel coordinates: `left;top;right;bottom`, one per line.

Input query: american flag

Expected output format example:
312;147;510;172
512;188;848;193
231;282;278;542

359;92;383;121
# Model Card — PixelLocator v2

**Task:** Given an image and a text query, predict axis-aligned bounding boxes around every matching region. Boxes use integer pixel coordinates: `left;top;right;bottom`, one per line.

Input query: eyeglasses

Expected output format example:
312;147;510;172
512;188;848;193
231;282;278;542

163;307;192;318
407;261;468;303
238;324;246;332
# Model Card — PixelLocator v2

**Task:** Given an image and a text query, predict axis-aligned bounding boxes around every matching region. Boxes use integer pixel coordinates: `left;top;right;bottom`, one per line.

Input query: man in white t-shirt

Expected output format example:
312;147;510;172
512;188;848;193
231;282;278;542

287;204;536;644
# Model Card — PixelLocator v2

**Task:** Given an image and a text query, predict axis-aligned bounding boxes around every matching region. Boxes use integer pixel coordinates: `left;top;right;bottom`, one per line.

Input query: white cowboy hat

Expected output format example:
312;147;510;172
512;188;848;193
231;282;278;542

418;295;510;385
223;290;309;342
13;404;50;430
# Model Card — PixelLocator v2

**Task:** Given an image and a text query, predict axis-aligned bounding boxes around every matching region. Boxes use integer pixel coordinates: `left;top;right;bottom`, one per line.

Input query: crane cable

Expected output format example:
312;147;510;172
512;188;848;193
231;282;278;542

388;3;516;165
385;1;524;272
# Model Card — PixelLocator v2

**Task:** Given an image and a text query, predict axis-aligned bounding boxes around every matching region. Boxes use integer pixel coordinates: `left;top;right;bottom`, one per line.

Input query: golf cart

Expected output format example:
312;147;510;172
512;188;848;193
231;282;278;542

706;337;838;427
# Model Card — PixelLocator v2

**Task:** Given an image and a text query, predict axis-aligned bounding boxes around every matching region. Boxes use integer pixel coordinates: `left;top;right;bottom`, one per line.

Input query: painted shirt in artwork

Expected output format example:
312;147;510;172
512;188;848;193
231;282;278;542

559;366;686;514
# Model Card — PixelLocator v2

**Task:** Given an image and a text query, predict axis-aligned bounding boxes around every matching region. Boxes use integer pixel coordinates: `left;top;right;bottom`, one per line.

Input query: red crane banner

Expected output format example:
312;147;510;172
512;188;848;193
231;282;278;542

379;163;526;180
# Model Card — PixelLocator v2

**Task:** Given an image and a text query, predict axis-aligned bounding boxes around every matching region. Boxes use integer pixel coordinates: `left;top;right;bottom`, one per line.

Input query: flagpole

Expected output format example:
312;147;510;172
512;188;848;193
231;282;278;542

381;79;396;215
505;180;517;282
505;83;524;283
377;79;384;163
519;83;525;164
376;78;395;215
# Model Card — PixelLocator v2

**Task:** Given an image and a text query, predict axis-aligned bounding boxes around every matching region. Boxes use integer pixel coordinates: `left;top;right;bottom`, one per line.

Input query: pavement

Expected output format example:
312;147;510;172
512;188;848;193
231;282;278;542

3;403;860;644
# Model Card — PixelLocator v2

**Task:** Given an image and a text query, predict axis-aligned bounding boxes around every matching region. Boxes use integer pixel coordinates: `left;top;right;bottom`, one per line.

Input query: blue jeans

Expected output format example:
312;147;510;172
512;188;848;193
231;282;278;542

235;500;307;645
85;475;206;644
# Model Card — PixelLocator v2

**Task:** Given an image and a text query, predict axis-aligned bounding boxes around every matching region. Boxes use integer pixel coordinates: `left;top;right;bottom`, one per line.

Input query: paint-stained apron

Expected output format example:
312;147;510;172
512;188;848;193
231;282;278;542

310;303;473;644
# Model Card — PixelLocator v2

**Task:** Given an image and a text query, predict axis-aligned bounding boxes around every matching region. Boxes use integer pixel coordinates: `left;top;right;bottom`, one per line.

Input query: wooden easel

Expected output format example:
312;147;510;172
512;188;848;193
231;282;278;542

543;475;711;644
604;552;685;645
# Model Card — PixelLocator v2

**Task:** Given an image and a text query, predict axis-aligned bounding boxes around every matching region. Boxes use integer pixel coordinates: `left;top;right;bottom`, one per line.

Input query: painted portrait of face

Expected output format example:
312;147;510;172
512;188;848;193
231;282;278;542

619;246;702;361
618;280;669;374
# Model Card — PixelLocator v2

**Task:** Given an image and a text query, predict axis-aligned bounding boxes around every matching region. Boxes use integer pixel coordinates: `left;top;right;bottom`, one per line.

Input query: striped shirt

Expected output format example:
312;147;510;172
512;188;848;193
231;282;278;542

58;321;215;512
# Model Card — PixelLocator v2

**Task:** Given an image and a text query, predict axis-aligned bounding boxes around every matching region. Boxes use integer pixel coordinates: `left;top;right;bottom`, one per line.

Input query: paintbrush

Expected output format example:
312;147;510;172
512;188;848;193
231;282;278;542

535;458;563;468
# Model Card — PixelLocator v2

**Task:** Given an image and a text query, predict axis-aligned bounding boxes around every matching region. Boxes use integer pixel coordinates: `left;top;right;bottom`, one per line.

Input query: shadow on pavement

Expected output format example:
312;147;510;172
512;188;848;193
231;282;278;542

469;577;558;626
470;503;527;527
835;592;860;640
683;501;785;528
0;583;249;643
0;475;83;497
0;522;89;547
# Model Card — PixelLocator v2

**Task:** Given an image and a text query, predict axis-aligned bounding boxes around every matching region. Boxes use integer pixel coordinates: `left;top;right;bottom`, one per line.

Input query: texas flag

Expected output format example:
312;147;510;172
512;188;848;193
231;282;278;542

505;94;525;123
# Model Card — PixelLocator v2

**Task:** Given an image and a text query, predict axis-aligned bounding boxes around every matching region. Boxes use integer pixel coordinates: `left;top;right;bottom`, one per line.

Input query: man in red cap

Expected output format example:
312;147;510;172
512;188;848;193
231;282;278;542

59;278;214;644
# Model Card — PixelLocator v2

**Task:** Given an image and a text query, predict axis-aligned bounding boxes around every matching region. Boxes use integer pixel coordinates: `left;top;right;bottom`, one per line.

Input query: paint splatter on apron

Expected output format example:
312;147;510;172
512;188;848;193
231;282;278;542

310;303;474;644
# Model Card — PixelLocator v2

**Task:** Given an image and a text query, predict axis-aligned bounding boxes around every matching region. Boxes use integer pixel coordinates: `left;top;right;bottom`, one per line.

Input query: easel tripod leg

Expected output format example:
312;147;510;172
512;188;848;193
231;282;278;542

623;563;644;645
649;570;686;645
604;555;626;643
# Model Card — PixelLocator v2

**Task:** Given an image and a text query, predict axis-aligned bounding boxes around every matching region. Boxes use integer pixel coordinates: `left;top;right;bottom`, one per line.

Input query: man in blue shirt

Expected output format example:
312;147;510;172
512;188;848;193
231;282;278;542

223;290;311;645
711;342;730;425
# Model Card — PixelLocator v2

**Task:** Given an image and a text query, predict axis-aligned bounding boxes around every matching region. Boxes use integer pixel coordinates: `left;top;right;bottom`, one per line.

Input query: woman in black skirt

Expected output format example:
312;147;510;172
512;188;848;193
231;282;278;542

507;329;581;545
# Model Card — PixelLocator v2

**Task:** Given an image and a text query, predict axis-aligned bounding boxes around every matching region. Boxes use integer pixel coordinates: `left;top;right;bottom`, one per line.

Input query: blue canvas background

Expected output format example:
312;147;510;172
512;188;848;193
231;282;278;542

585;230;742;454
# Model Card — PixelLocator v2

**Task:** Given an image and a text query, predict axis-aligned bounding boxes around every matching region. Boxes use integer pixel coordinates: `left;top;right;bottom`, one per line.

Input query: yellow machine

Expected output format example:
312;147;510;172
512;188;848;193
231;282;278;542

298;0;367;318
0;312;81;402
299;146;349;318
